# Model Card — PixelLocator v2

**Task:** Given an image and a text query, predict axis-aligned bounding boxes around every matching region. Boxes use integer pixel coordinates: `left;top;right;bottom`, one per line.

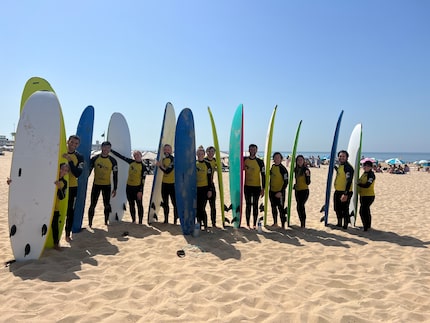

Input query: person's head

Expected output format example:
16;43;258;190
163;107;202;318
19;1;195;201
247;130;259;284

59;163;70;177
363;160;373;170
206;146;215;159
133;150;142;162
248;144;258;157
337;150;349;164
196;145;205;160
163;144;172;156
101;141;112;156
296;154;305;167
67;135;81;153
272;152;283;165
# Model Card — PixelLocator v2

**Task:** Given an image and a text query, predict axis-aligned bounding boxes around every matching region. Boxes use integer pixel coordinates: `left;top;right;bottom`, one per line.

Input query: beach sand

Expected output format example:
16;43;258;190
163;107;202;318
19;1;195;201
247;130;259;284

1;151;429;322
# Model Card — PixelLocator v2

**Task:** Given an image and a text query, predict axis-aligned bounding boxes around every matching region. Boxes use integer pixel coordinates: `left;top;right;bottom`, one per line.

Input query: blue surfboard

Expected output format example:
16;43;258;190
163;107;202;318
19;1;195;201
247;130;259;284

175;108;197;235
72;106;94;233
323;110;344;226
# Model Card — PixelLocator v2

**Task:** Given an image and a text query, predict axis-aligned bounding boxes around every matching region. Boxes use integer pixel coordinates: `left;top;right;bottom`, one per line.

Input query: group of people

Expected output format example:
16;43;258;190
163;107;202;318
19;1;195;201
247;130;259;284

8;137;377;250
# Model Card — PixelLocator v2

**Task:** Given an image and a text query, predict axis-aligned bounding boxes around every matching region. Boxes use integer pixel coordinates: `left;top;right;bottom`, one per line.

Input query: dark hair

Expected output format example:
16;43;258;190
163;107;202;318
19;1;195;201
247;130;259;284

68;135;81;142
101;141;112;147
272;152;283;160
363;160;373;167
249;144;258;150
338;150;349;158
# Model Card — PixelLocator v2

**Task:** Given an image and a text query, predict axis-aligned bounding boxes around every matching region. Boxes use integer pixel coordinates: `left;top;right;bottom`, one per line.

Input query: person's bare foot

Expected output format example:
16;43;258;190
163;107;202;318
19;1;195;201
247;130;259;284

65;236;72;243
54;244;62;251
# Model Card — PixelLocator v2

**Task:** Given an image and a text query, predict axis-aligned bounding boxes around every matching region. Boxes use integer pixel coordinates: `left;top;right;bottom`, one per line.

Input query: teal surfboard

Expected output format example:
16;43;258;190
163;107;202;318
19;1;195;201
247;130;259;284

287;120;302;226
263;106;277;225
72;106;94;233
323;110;344;226
175;108;197;235
229;104;244;228
347;123;362;226
148;103;176;224
207;107;225;226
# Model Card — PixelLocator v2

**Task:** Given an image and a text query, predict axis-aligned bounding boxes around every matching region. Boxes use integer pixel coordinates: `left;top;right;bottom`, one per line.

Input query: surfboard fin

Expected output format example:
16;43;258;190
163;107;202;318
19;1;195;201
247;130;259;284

153;214;158;221
151;202;156;210
319;205;325;213
231;217;238;223
283;207;288;214
258;216;264;223
24;244;31;257
259;203;264;212
115;213;119;221
9;225;16;237
160;201;165;208
41;224;47;236
320;216;325;222
235;205;240;214
123;203;127;211
224;218;231;224
224;204;232;212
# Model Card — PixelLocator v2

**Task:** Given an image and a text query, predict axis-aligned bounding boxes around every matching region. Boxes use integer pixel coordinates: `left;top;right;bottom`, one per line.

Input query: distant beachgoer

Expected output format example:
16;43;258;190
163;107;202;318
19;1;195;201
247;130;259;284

357;160;376;231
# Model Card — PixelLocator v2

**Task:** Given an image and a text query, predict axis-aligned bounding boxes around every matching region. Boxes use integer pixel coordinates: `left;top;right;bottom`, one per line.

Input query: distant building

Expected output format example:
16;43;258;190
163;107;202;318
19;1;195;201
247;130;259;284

0;135;14;150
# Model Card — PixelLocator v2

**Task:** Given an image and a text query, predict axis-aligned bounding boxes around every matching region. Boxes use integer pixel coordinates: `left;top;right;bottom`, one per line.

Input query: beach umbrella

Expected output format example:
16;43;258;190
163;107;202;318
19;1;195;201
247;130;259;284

142;151;157;160
360;157;376;164
385;158;405;165
418;160;430;165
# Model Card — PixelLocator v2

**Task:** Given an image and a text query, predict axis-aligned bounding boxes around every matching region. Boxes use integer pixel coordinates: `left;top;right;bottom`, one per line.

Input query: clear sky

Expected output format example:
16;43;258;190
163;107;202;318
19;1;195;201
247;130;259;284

1;1;429;153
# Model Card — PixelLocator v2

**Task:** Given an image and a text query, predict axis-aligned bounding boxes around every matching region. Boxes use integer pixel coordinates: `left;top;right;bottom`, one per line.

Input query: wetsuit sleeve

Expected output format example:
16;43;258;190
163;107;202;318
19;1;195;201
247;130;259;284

305;167;311;185
139;163;147;193
358;170;375;188
206;161;213;190
111;149;133;164
69;152;84;178
258;158;266;189
344;162;354;192
88;154;97;176
280;164;289;191
110;156;118;191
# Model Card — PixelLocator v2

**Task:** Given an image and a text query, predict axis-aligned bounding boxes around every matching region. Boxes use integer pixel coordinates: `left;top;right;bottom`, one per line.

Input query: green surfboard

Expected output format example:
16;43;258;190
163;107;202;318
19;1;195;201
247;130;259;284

263;105;277;225
287;120;302;226
207;107;226;226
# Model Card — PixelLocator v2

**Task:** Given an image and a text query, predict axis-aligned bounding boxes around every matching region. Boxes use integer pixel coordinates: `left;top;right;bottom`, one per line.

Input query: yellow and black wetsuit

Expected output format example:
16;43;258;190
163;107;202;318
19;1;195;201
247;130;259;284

111;150;150;224
269;163;288;226
88;154;118;227
357;169;376;231
294;166;311;227
244;156;266;227
65;151;84;238
204;157;217;226
159;154;177;223
334;161;354;228
196;159;213;229
52;176;67;245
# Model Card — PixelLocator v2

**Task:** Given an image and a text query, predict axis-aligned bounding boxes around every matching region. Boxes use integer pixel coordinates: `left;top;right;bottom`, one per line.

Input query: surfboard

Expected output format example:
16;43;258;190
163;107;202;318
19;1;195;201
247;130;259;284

229;104;244;228
107;112;132;223
20;77;54;113
9;91;62;260
263;105;277;225
174;108;196;235
148;103;176;224
287;120;303;226
207;107;225;226
72;106;95;233
347;123;362;226
323;110;344;226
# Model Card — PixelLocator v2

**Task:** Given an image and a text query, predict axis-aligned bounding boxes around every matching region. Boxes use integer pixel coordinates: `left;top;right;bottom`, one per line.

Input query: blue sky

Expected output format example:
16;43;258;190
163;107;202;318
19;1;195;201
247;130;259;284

1;1;429;153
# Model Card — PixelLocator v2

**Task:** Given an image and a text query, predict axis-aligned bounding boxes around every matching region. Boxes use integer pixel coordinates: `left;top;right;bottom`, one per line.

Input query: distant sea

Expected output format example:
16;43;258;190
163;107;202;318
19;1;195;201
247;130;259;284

257;151;429;164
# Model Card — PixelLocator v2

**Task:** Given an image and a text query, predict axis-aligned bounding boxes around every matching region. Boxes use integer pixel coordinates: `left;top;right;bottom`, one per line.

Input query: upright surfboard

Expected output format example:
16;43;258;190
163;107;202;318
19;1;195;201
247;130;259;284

287;120;302;226
20;77;54;113
175;108;196;235
207;107;225;226
323;110;344;226
263;106;277;225
72;106;95;233
107;113;131;223
347;123;362;226
9;91;62;260
229;104;244;228
148;103;176;224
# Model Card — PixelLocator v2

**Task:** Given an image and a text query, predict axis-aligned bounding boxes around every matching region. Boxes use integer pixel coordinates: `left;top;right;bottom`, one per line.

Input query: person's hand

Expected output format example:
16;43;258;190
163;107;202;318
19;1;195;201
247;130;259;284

137;192;143;200
340;194;348;202
111;190;117;198
62;153;71;161
207;191;212;199
275;192;282;199
6;177;11;185
260;189;264;197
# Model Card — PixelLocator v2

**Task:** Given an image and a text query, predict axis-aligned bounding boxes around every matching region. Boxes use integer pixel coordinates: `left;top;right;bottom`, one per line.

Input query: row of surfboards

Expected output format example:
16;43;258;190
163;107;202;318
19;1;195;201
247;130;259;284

8;76;362;262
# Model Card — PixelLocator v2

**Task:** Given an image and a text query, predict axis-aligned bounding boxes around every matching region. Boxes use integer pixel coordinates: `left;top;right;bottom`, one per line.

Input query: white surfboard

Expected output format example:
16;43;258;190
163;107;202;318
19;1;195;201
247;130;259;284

148;103;176;223
107;113;131;223
347;123;362;226
8;91;61;261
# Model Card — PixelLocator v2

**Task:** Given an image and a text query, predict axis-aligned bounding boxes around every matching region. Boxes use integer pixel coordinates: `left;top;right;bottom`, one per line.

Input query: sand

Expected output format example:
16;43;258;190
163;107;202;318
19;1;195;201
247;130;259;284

1;151;429;322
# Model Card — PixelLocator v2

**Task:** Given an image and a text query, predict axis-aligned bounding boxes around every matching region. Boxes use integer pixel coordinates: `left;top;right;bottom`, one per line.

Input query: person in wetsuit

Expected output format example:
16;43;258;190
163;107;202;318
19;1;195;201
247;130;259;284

63;135;84;242
88;141;118;228
52;163;69;250
111;149;150;224
269;152;288;228
156;144;178;224
294;154;311;228
334;150;354;229
357;160;376;231
196;146;213;231
204;146;217;227
244;144;265;229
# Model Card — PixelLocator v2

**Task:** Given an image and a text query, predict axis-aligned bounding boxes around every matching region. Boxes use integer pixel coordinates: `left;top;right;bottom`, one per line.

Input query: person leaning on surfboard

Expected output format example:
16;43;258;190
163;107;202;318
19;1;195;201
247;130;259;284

333;150;354;229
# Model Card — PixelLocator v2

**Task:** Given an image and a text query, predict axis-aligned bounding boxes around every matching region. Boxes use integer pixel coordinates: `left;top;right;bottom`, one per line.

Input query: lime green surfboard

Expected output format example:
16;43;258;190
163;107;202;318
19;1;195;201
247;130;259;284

263;106;277;225
287;120;302;226
207;107;225;226
19;77;69;248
